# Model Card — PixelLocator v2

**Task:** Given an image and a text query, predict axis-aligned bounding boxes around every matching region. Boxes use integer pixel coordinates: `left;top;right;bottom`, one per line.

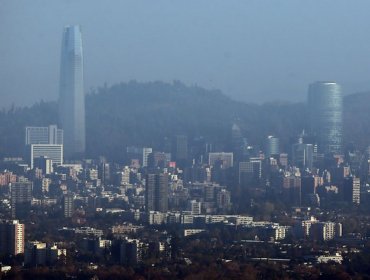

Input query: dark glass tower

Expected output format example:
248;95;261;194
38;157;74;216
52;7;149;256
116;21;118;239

308;81;343;155
59;25;85;157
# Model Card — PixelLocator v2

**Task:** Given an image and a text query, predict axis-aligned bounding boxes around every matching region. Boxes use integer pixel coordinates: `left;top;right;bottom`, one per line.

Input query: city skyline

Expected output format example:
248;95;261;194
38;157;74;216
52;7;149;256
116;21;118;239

0;2;370;278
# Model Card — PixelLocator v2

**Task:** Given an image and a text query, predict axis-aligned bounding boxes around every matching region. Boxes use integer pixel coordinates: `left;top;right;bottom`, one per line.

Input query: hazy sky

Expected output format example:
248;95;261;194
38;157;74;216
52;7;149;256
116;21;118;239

1;0;370;108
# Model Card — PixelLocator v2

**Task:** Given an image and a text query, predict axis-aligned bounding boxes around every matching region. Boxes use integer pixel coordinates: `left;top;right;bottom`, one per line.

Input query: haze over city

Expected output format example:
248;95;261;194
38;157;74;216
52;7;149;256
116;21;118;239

2;0;370;107
1;1;370;279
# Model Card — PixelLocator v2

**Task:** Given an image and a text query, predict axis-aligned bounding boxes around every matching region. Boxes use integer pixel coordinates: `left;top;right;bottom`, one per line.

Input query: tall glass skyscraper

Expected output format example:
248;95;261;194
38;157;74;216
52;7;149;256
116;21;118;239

308;81;343;155
265;135;280;157
59;25;85;157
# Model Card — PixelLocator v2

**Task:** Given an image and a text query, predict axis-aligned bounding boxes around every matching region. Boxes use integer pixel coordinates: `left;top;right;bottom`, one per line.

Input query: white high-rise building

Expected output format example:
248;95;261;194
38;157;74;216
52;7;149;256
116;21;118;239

30;144;63;169
188;200;201;215
142;148;152;167
59;25;85;157
25;125;63;145
352;177;361;204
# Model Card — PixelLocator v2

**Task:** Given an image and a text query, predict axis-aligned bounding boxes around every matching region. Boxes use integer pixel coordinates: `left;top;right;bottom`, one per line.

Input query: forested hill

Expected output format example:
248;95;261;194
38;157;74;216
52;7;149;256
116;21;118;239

0;81;368;160
85;81;306;159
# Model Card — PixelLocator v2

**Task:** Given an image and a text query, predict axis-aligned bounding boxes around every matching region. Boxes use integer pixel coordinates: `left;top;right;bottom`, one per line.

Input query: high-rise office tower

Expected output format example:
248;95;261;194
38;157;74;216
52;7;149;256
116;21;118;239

292;143;314;170
231;123;243;147
239;159;262;186
25;125;63;145
63;193;75;218
173;135;188;166
265;136;280;158
145;173;168;212
208;152;234;169
59;25;85;157
342;176;360;204
30;144;63;169
99;162;111;185
10;182;32;219
33;156;54;175
26;125;64;170
308;81;343;155
231;123;244;162
142;147;153;167
0;220;25;256
147;152;170;169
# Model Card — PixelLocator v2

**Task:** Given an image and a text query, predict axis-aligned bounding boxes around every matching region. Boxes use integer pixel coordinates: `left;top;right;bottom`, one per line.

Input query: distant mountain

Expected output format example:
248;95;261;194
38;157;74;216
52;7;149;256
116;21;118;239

0;81;368;160
85;81;306;160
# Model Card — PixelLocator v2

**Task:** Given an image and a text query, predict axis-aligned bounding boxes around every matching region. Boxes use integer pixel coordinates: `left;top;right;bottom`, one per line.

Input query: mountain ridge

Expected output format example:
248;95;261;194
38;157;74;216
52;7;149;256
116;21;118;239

0;81;368;160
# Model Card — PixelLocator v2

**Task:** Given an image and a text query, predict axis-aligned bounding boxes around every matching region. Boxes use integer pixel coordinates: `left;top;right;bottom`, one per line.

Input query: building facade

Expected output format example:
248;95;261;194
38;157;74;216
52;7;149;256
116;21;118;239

142;147;153;167
24;241;66;266
10;182;32;219
30;144;63;169
308;81;343;155
63;193;75;218
145;173;168;213
25;125;63;145
292;143;314;169
208;152;234;169
343;176;361;205
0;220;25;255
265;136;280;157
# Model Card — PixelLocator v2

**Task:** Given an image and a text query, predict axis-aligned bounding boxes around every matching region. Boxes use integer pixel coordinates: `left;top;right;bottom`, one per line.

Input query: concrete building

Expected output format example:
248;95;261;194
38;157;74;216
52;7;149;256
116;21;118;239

147;152;171;168
30;144;63;169
316;253;343;264
25;125;63;145
142;147;153;167
184;229;206;237
148;211;167;225
120;239;143;266
188;200;201;215
239;159;262;186
0;220;25;256
10;182;32;219
42;178;51;193
274;226;290;240
310;222;342;241
216;189;231;211
209;152;233;169
24;241;66;266
145;173;168;213
343;176;360;204
0;171;17;186
33;156;54;175
63;193;74;218
118;166;130;185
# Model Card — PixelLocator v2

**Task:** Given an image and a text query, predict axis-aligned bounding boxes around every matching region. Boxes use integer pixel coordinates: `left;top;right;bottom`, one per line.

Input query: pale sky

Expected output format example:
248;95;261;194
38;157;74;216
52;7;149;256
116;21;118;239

1;0;370;107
